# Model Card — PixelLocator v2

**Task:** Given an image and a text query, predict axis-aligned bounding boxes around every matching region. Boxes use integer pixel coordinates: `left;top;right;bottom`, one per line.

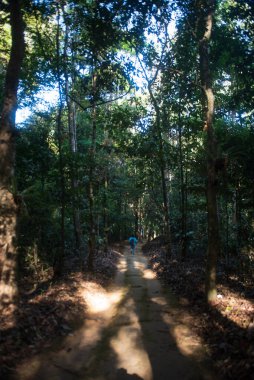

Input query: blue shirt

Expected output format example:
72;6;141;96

128;237;138;247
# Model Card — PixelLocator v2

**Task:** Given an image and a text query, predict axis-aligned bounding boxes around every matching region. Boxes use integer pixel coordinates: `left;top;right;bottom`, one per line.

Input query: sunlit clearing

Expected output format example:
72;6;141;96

110;298;153;380
84;289;123;313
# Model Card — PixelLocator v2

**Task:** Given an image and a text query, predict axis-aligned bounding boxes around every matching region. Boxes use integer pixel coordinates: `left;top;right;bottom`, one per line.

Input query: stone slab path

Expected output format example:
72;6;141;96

15;244;217;380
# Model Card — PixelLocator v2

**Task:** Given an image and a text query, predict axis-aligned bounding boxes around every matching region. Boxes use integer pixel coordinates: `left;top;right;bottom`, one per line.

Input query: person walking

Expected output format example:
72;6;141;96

128;235;138;255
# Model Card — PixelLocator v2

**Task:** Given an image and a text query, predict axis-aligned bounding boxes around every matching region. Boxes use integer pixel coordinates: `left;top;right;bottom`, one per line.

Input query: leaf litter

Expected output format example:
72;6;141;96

142;236;254;380
0;248;121;379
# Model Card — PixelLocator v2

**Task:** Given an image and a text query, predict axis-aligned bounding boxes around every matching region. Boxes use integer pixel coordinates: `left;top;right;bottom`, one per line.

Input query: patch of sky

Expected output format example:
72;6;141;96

117;15;176;95
145;12;177;41
16;86;59;124
16;11;177;123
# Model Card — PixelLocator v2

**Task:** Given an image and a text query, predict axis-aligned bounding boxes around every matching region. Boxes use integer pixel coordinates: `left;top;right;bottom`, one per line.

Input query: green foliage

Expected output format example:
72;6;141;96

1;0;253;276
0;9;11;107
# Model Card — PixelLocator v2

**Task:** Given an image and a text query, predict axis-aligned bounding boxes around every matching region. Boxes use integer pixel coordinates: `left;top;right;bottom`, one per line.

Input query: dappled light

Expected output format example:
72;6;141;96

1;0;253;378
142;269;156;280
110;298;153;380
211;286;254;328
117;257;128;273
82;285;124;313
143;238;254;379
13;245;214;380
150;295;168;307
170;324;204;357
133;260;146;271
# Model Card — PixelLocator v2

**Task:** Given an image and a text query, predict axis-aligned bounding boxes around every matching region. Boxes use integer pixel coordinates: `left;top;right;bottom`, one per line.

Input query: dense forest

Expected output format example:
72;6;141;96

0;1;253;379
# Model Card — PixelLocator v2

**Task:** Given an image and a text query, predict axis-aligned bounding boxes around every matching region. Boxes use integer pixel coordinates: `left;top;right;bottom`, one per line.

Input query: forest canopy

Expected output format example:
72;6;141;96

0;0;253;307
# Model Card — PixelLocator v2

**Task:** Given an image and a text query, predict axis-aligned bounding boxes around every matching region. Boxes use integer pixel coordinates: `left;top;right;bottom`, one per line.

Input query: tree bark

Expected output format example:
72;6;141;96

0;0;25;307
103;174;109;252
53;5;65;277
87;70;97;271
199;0;220;303
70;105;84;261
63;19;84;264
178;105;187;260
148;86;172;258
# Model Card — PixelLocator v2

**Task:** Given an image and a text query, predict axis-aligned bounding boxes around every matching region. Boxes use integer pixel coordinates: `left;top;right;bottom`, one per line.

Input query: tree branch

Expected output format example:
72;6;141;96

68;87;132;111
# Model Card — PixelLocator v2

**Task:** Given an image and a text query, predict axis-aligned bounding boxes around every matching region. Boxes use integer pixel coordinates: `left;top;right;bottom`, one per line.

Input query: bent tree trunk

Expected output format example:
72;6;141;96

199;0;220;303
0;0;25;307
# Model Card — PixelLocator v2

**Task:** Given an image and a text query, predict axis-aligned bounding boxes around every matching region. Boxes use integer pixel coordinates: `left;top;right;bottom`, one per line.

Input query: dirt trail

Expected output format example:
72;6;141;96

15;244;217;380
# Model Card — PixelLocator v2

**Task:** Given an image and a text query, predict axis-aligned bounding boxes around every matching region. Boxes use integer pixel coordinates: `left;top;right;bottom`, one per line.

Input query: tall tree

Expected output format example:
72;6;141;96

198;0;220;303
0;0;25;307
134;16;173;257
53;3;66;277
87;66;97;271
62;5;84;265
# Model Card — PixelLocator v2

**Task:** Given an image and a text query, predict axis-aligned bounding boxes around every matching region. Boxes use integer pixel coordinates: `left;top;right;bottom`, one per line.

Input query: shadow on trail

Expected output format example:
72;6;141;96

124;252;215;380
146;250;254;380
115;368;143;379
12;245;218;380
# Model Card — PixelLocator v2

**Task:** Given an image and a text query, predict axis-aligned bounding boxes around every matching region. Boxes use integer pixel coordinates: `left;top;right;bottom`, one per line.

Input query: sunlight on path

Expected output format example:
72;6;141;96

83;285;123;313
110;295;153;380
16;244;216;380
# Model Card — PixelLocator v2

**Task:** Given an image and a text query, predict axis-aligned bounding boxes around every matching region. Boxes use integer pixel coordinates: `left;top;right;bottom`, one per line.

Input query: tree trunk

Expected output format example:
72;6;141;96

160;159;171;257
103;175;109;252
63;21;84;264
53;5;65;277
87;70;97;271
134;199;139;236
148;87;172;257
118;192;123;241
199;0;220;303
178;96;187;260
235;183;242;254
0;0;25;308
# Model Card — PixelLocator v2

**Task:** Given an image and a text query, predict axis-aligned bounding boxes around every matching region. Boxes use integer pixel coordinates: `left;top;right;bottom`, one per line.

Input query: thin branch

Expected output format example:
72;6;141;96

150;21;169;86
166;67;203;90
34;11;54;64
186;18;197;39
132;20;170;88
68;87;132;111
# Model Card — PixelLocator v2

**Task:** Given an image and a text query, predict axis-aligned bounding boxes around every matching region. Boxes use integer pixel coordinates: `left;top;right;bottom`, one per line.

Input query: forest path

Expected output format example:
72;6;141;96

16;244;216;380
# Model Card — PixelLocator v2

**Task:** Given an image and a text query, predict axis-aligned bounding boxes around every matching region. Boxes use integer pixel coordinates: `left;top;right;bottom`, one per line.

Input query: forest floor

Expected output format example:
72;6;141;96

2;243;217;380
1;241;253;380
142;236;254;380
0;247;122;380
